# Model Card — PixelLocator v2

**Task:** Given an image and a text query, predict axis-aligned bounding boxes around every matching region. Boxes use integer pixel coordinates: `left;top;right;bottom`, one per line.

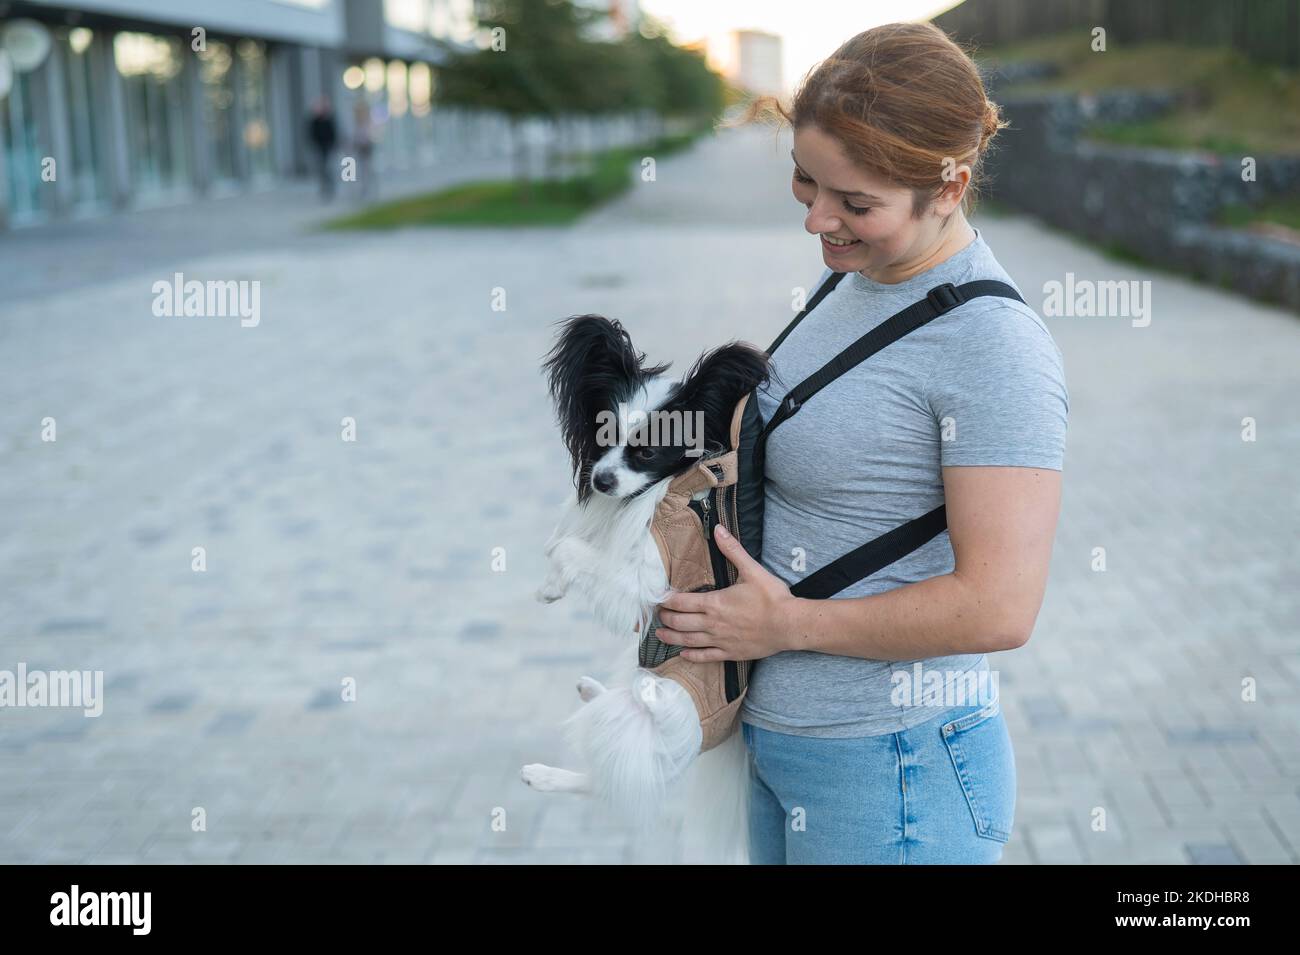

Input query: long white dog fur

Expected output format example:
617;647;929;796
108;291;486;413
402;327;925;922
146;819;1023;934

523;474;751;864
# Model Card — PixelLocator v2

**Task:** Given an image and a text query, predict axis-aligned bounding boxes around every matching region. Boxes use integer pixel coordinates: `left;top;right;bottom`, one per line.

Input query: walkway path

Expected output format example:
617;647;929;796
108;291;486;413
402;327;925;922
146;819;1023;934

1;125;1296;864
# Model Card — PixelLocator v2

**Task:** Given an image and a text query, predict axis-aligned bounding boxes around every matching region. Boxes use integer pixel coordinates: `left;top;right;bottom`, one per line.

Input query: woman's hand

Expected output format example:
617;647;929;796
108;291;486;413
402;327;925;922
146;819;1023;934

654;524;803;662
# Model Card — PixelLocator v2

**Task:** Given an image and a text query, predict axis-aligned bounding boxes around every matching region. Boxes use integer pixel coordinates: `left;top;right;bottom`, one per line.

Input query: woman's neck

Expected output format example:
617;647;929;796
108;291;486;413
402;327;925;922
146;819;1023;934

860;213;977;285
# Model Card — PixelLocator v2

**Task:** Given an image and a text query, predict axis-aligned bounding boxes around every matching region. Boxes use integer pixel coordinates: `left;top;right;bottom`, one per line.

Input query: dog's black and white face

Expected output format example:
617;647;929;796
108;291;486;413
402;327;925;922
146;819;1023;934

542;315;769;502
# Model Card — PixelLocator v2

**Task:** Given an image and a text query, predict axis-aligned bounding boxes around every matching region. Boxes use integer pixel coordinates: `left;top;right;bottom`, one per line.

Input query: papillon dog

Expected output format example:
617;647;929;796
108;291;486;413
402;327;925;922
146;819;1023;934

521;314;768;863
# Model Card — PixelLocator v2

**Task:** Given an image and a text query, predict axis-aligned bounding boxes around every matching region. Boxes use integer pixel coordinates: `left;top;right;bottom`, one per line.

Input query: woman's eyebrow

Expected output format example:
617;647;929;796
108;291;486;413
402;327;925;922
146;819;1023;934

789;149;882;201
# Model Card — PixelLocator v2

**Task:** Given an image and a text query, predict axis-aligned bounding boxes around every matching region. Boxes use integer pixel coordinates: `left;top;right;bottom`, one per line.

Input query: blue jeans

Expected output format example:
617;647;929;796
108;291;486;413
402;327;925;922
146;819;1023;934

742;698;1016;864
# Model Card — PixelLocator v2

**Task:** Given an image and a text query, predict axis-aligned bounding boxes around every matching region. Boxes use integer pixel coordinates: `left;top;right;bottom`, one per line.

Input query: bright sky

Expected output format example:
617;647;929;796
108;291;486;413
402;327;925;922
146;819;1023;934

639;0;965;94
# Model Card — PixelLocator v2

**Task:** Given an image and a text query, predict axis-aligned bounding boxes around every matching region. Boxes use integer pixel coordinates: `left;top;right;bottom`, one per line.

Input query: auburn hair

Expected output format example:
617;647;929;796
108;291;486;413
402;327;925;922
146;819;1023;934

737;22;1006;218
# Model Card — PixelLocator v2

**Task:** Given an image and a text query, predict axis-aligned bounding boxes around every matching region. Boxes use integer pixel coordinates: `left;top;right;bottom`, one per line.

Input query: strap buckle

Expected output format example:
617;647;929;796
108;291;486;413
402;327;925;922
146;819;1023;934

782;394;801;415
926;283;964;313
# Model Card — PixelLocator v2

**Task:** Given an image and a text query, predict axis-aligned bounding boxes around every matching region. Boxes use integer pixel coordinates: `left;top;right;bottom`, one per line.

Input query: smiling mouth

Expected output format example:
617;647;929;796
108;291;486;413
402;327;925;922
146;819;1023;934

821;235;862;249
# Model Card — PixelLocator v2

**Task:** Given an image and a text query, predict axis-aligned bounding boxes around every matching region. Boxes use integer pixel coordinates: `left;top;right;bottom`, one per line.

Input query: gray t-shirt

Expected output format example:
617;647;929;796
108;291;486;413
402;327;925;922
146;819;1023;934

740;228;1069;738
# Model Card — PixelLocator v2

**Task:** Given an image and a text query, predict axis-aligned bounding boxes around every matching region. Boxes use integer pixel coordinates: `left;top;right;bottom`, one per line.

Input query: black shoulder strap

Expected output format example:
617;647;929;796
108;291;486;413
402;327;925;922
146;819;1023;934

789;505;949;599
767;270;848;355
766;278;1026;600
761;280;1024;445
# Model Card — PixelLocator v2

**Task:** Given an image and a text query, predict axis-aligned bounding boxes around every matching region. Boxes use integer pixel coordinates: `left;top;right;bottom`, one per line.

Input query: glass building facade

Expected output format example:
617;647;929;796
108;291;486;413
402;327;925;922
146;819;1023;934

1;49;53;224
0;0;639;229
115;31;192;200
197;39;238;189
238;40;275;183
60;26;109;212
0;0;497;230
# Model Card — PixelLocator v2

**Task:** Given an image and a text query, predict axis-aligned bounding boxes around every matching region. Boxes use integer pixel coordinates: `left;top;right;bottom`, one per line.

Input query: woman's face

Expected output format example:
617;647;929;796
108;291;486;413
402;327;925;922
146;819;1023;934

790;124;952;279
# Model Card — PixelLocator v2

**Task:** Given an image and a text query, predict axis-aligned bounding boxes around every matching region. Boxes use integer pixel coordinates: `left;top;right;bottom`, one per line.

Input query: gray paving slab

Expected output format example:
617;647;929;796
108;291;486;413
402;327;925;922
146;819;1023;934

0;125;1296;864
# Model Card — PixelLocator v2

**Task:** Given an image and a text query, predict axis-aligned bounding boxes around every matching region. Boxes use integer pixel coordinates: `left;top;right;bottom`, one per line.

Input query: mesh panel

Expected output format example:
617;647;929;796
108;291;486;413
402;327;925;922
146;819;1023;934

638;616;682;669
638;618;753;703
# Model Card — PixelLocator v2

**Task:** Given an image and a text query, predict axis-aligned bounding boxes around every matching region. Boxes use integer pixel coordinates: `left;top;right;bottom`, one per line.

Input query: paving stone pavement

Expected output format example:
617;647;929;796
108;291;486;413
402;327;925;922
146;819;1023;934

0;125;1297;865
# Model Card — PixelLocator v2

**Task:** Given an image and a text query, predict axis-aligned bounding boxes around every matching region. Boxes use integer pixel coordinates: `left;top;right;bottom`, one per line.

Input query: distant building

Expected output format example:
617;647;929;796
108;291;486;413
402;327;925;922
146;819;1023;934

0;0;485;230
729;29;782;98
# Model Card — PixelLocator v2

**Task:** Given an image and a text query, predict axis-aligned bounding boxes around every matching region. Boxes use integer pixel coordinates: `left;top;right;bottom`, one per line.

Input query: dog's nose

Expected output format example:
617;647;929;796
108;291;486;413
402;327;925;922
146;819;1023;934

592;471;616;494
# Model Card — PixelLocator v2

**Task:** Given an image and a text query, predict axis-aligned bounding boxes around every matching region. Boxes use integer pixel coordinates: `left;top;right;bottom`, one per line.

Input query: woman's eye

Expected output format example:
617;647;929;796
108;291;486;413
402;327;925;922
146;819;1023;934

795;168;868;215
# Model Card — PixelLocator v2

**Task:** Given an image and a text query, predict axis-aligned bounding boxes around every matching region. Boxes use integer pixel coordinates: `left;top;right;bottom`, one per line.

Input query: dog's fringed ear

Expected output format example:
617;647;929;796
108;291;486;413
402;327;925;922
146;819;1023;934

541;315;670;498
671;341;770;409
666;342;771;455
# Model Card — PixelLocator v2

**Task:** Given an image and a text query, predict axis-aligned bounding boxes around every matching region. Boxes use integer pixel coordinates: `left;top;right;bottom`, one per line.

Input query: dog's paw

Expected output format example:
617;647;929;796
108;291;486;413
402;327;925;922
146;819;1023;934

576;676;606;701
535;584;564;603
521;764;546;789
521;763;569;792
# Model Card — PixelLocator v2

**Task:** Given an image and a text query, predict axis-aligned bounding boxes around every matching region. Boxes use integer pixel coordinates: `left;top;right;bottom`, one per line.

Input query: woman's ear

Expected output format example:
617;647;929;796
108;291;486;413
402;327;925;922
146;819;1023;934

934;164;970;215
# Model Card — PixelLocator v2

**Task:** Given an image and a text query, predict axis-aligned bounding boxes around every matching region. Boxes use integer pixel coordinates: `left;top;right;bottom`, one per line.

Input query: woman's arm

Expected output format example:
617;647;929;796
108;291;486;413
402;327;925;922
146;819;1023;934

783;464;1061;658
654;464;1062;662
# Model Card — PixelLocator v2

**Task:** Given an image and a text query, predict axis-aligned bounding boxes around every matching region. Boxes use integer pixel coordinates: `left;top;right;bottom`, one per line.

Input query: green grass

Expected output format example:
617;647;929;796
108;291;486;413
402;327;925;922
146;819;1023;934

552;129;703;164
981;33;1300;156
322;131;705;230
321;180;585;228
1218;197;1300;233
1085;123;1260;157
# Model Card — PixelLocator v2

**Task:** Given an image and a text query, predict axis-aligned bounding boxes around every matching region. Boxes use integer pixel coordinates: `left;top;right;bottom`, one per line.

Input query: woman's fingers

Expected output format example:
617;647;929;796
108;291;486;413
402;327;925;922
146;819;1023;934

655;626;707;647
681;648;727;663
658;608;710;632
658;590;711;613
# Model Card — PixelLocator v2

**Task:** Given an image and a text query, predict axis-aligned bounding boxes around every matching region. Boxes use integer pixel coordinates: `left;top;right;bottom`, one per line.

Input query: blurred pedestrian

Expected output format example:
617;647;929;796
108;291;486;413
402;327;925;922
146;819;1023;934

307;95;338;201
352;98;377;201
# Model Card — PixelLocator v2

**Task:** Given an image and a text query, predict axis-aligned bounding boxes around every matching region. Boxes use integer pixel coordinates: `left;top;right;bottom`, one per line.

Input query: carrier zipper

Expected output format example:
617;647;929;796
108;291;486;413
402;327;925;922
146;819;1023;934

688;495;712;554
686;496;713;582
688;493;729;592
686;485;745;702
717;484;738;587
717;482;745;700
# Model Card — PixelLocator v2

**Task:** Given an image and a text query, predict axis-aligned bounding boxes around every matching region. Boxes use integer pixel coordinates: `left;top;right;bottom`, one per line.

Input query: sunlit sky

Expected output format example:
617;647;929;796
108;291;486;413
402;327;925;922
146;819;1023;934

638;0;965;93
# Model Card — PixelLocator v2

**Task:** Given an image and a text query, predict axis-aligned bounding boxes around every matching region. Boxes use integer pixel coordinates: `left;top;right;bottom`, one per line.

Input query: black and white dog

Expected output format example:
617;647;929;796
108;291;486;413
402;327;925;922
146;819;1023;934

522;314;767;861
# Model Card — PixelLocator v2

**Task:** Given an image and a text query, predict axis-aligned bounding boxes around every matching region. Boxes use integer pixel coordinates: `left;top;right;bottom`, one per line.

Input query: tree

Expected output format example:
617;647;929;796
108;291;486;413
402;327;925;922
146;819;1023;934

434;0;602;193
432;1;726;194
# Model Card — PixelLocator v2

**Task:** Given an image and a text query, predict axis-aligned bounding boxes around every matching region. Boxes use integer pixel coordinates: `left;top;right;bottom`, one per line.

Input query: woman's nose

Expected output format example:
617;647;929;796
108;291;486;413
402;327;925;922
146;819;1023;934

803;194;842;236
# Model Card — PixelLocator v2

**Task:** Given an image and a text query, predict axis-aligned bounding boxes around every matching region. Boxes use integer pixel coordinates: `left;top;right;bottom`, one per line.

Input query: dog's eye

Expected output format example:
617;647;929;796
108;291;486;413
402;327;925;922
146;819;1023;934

635;447;657;461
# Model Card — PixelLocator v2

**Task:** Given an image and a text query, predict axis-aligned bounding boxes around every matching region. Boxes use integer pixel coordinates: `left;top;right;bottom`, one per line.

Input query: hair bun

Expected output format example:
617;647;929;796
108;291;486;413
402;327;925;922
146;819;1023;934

979;103;1001;148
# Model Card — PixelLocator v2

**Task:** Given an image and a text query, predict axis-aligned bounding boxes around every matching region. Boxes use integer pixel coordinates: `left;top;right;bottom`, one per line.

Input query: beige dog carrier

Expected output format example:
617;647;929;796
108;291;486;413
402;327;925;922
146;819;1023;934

641;394;763;753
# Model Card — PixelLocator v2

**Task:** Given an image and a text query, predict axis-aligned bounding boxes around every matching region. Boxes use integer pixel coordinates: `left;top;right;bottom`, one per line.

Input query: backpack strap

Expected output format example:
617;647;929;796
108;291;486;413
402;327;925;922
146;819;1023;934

763;277;1027;600
762;280;1025;445
789;504;949;599
767;270;848;355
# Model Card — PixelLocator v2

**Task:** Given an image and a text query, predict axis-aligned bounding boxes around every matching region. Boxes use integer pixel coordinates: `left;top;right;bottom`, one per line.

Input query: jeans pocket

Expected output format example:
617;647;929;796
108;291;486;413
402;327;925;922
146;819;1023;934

940;700;1015;844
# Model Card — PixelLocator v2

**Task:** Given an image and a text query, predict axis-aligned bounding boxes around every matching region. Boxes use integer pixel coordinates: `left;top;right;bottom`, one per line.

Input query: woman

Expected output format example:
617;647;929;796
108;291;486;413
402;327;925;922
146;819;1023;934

655;23;1069;864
